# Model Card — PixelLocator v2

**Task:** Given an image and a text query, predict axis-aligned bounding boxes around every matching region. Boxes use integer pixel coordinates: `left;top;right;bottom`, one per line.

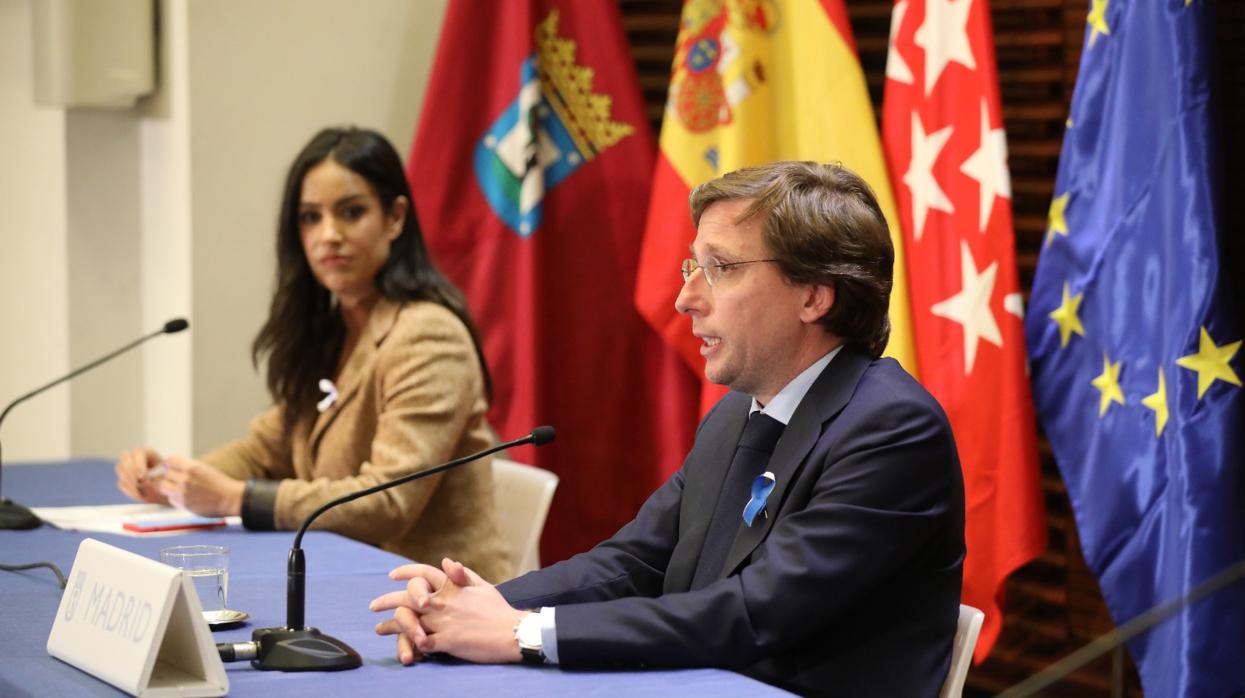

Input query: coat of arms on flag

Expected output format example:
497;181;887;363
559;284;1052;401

474;9;635;238
667;0;774;140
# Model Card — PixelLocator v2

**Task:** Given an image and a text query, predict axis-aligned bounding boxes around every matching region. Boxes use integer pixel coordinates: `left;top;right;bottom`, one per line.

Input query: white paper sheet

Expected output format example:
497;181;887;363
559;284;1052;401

31;504;241;536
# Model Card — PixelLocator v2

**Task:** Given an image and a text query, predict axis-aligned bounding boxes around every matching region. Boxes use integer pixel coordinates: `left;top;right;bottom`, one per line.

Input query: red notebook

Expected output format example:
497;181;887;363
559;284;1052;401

122;516;227;533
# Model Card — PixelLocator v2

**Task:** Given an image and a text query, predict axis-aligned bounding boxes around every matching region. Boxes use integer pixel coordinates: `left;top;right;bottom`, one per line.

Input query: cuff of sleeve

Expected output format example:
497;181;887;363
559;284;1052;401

241;479;279;530
538;606;559;664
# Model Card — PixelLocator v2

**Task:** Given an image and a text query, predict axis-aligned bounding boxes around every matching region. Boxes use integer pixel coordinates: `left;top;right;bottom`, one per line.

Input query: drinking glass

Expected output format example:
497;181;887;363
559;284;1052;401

160;544;229;617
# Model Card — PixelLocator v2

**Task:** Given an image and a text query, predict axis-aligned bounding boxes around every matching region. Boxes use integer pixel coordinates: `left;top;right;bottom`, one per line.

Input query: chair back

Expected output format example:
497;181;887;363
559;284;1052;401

491;458;559;578
939;604;985;698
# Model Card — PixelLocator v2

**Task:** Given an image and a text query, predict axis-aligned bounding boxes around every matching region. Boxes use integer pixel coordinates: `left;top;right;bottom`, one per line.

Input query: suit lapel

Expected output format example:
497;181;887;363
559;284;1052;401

718;347;873;578
663;393;751;593
307;298;401;458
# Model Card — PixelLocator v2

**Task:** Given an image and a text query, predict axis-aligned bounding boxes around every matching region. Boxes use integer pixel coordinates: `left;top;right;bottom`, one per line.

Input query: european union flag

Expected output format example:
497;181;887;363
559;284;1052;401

1025;1;1245;695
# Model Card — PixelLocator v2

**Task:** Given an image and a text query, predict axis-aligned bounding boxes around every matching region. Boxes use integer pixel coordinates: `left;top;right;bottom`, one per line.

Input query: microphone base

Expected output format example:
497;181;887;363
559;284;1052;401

0;498;41;530
250;626;362;672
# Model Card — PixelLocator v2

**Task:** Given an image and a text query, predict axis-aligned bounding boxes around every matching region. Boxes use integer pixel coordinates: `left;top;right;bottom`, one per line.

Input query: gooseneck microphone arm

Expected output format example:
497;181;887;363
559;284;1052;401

292;425;555;551
242;426;556;672
0;318;189;430
0;318;189;532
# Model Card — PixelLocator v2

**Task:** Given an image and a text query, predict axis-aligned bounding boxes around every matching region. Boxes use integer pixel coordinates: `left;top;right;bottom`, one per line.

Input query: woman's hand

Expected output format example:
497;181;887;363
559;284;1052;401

156;456;245;517
115;447;170;505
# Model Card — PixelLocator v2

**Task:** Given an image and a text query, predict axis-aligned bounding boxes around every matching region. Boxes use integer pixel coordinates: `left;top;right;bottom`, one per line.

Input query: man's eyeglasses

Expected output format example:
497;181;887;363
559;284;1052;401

681;258;779;287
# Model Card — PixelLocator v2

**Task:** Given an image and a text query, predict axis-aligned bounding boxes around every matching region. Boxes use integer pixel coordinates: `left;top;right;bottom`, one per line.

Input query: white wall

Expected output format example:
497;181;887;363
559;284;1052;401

0;0;69;461
0;0;447;461
66;110;145;458
139;0;194;460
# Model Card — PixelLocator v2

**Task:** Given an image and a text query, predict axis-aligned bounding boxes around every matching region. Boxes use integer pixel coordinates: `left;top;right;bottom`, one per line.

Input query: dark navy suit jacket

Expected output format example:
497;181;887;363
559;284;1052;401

500;348;965;696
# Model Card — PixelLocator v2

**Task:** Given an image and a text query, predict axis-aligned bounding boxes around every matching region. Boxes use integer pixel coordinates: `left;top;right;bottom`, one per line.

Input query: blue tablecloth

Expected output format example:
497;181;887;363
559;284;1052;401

0;460;790;696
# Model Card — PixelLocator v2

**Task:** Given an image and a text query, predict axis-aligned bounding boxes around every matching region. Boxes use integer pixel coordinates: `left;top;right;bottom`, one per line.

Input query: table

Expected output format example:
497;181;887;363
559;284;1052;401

0;460;791;696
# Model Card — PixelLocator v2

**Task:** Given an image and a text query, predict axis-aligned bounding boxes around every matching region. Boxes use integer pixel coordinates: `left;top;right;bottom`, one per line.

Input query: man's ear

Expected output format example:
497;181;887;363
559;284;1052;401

800;283;835;325
387;195;410;240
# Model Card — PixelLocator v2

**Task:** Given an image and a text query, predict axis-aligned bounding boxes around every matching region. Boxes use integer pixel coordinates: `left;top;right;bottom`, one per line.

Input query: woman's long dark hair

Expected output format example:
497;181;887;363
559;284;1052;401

253;126;491;435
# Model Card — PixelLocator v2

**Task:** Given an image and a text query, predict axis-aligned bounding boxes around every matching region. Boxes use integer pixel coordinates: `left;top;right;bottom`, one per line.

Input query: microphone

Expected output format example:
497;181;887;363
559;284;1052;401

227;426;556;672
0;318;190;530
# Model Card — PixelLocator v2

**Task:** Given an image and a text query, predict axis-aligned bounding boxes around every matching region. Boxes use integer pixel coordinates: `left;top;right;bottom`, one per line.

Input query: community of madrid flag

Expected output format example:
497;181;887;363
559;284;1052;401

635;0;919;428
1025;1;1245;694
881;0;1046;660
410;1;698;563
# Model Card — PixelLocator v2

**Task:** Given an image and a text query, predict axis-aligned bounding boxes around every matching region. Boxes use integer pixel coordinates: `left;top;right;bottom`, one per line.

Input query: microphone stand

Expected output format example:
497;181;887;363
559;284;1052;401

242;426;556;672
0;318;190;530
0;441;39;530
999;555;1245;697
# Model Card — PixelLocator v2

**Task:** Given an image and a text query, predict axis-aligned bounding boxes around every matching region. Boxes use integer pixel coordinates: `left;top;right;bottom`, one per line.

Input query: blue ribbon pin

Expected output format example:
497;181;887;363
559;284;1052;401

742;471;776;526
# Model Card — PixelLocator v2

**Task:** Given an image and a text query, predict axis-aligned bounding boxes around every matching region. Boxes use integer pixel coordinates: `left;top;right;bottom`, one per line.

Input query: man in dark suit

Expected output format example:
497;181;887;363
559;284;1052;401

370;161;965;696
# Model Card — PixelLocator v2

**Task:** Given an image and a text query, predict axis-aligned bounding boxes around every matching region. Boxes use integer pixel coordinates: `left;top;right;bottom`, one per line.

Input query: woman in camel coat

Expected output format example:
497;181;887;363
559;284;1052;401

115;127;511;582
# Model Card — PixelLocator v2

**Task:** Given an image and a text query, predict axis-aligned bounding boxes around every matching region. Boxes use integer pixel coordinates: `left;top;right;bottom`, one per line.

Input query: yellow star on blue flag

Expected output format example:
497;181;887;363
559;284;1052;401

1176;326;1242;399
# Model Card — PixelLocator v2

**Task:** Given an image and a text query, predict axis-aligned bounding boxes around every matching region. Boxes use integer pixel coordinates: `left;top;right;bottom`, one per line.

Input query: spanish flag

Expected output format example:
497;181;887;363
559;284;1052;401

635;0;918;428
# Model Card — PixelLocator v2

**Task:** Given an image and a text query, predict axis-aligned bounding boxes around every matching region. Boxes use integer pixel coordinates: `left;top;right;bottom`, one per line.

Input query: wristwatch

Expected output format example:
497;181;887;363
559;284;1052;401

514;611;546;664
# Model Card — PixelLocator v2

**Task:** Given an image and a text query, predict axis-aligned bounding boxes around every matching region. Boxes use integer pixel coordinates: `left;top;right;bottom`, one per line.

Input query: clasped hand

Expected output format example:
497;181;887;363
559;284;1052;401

370;558;527;666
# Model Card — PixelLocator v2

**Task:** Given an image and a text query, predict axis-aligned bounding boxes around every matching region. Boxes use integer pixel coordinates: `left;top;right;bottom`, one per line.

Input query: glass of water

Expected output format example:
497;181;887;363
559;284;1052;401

160;544;229;618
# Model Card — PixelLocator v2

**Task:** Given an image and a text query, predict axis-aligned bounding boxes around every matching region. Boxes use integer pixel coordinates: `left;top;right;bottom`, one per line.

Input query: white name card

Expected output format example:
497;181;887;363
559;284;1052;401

47;538;228;697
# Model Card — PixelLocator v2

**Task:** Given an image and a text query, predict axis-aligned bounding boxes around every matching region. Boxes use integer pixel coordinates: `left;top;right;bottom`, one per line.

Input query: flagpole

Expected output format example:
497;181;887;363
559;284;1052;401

1000;557;1245;697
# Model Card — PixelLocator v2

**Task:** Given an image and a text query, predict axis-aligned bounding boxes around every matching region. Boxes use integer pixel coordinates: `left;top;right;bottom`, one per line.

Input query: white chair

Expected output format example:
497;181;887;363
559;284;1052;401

491;458;559;579
940;604;985;698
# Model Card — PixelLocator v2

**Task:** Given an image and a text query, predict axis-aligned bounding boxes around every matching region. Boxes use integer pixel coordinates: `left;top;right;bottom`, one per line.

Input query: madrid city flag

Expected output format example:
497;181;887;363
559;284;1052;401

881;0;1046;660
636;0;918;428
411;1;698;563
1026;0;1245;695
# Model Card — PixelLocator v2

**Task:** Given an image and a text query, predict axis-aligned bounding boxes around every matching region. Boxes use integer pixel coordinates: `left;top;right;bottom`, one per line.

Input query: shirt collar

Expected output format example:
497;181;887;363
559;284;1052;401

750;345;843;425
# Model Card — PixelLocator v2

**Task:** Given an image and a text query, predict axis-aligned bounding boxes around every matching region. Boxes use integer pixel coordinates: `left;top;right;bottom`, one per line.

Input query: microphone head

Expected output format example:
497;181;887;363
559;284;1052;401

530;426;556;446
163;318;190;334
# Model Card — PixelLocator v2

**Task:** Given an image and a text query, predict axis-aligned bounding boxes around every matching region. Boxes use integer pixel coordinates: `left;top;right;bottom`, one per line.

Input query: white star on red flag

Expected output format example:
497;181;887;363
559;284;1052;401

930;240;1003;373
959;99;1011;232
887;0;915;85
913;0;977;94
902;112;955;240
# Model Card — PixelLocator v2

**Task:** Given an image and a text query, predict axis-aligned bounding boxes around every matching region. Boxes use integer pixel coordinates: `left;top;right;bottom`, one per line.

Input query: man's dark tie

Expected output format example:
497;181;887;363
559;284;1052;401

690;411;786;589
